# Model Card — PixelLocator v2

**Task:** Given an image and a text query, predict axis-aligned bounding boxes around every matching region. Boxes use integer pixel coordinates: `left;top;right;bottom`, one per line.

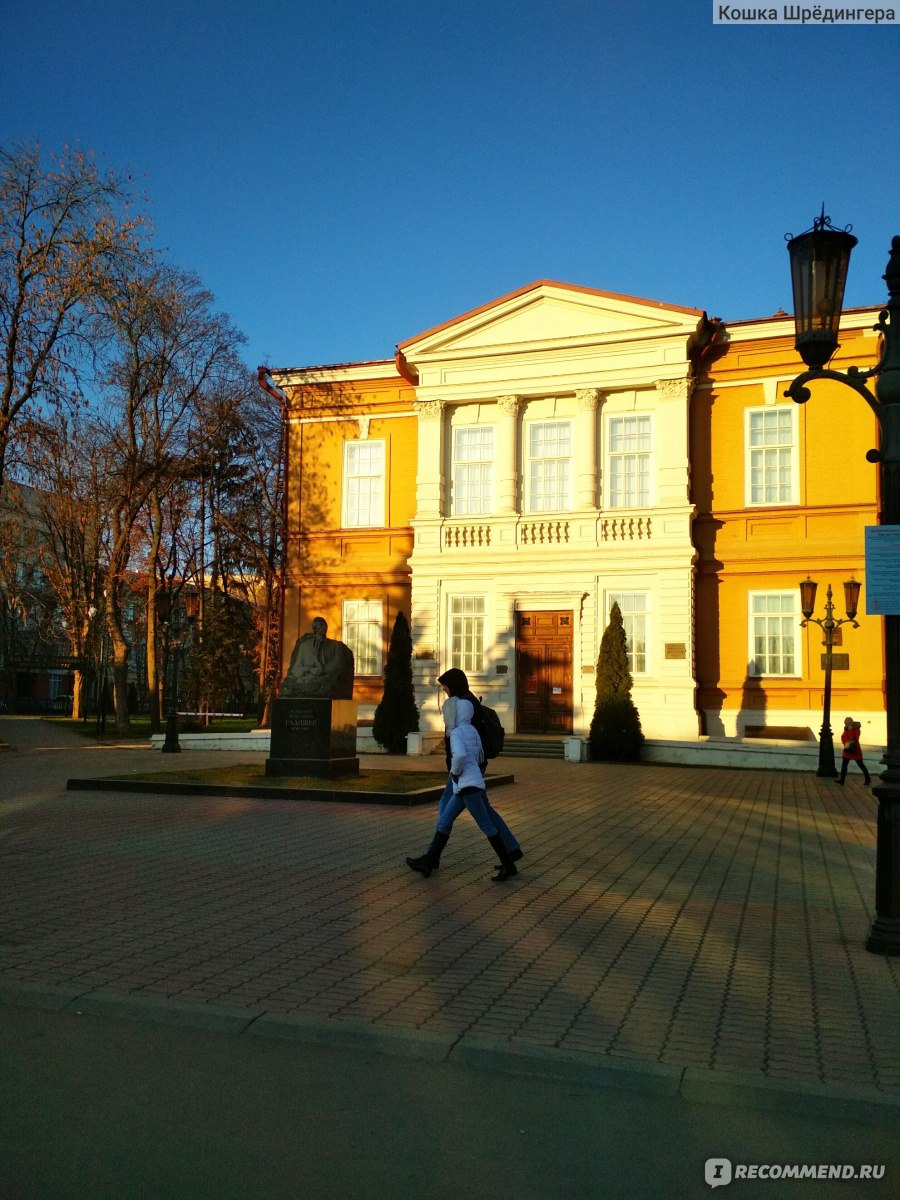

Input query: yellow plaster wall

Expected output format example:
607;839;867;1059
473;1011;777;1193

279;373;418;698
693;320;884;733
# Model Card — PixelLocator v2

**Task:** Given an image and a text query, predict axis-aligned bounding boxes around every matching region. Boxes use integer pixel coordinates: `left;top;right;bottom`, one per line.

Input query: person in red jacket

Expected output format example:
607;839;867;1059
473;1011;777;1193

839;717;871;786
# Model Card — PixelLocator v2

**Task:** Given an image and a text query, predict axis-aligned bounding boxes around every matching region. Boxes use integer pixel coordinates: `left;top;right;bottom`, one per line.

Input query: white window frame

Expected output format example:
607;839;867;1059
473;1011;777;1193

451;425;495;516
606;591;649;675
447;594;487;675
342;439;386;528
526;419;573;513
606;414;653;509
745;406;799;507
342;599;383;676
748;591;800;677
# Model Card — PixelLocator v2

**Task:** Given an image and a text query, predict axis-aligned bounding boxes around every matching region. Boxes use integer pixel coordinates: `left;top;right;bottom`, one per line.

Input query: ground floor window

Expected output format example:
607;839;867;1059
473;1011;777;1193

607;592;648;674
448;595;486;674
342;599;383;676
748;592;798;676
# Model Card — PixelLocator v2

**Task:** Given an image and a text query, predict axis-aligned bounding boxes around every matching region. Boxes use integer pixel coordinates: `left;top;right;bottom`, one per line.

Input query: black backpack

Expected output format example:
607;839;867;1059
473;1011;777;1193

472;699;505;760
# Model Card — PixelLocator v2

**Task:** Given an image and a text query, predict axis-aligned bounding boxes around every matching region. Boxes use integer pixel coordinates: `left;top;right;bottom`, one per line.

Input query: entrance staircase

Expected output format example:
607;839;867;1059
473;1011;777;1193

500;734;566;760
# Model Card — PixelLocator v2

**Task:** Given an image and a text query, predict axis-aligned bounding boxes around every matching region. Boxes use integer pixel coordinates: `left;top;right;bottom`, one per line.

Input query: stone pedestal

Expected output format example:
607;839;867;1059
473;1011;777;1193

265;697;360;778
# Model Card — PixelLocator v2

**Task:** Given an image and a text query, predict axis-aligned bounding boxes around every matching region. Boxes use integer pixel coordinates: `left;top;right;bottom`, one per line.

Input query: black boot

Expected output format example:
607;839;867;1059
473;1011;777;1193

406;831;449;878
509;846;524;862
488;833;518;882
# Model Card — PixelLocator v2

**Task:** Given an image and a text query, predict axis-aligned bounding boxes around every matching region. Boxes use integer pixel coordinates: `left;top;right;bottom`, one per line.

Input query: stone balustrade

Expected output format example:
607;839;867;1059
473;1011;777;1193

431;512;654;550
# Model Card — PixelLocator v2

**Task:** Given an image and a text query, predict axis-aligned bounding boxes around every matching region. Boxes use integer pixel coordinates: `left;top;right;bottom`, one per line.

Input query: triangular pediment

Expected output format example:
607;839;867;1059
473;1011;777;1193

399;281;702;359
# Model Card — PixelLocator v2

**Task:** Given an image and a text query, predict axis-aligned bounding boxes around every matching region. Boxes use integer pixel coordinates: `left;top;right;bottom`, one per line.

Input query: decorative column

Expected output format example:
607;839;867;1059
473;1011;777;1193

575;389;602;510
413;400;445;518
655;378;694;505
496;395;521;515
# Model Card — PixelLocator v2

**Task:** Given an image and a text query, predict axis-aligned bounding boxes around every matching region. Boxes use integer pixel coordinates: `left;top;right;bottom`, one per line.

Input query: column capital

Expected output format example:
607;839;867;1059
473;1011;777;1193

655;378;693;402
576;388;604;411
414;399;443;421
497;395;522;416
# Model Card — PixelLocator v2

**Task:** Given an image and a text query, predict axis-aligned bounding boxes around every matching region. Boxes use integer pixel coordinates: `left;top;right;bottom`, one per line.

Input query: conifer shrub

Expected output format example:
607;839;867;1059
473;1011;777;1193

372;611;420;754
589;601;644;762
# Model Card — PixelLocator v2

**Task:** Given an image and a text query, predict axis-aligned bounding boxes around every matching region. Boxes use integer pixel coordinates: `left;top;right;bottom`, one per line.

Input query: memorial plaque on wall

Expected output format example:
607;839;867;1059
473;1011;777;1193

823;653;850;671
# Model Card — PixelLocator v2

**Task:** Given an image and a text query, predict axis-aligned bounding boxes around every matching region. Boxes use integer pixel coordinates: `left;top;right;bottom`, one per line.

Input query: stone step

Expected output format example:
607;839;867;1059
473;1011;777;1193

500;737;566;760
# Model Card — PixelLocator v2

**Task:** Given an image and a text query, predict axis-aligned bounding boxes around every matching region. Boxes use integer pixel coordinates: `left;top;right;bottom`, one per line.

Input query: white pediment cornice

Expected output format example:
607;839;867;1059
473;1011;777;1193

398;281;703;363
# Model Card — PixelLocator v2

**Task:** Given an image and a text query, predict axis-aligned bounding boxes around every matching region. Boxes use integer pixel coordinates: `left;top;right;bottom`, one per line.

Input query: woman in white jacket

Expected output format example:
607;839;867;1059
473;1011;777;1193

407;694;519;882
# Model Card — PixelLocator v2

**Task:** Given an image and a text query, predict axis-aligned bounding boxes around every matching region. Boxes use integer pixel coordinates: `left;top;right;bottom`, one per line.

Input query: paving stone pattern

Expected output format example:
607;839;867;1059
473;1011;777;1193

1;728;898;1095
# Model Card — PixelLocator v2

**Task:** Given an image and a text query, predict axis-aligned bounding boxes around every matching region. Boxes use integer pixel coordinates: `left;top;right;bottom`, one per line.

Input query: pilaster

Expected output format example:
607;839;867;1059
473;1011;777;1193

575;388;602;510
496;395;521;515
414;400;444;518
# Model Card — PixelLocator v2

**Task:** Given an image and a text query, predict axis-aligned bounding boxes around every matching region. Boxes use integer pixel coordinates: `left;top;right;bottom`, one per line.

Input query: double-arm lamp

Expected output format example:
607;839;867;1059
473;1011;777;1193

785;209;900;956
798;576;860;779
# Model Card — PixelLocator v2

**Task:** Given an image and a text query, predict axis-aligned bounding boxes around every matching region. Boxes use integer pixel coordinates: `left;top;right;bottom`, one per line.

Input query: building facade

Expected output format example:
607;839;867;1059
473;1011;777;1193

692;308;885;744
266;281;885;748
271;362;417;716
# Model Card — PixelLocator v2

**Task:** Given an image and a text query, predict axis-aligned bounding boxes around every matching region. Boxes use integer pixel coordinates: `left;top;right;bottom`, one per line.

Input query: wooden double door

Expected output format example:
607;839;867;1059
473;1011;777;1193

515;610;573;734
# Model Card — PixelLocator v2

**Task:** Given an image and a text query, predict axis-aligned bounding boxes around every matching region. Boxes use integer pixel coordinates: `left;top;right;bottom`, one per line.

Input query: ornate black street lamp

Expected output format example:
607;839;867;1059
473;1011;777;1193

799;576;861;778
157;591;181;755
785;210;900;956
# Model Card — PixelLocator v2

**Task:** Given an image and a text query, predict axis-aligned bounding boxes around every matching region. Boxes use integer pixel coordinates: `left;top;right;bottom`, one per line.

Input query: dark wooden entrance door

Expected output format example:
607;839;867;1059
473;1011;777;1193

515;611;573;734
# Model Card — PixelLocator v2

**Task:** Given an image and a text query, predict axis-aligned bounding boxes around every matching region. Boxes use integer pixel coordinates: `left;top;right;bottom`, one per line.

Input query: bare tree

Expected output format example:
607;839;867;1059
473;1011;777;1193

0;141;147;487
95;262;245;731
19;412;107;718
199;375;285;725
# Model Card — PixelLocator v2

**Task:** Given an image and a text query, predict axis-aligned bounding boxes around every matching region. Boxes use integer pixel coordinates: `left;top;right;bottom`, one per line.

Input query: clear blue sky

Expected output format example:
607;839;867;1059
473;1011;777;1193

3;1;898;370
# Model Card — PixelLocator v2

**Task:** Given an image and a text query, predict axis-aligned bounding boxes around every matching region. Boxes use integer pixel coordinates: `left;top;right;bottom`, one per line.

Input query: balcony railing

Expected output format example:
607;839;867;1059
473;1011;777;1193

519;520;570;544
600;516;652;541
433;511;655;551
444;523;492;548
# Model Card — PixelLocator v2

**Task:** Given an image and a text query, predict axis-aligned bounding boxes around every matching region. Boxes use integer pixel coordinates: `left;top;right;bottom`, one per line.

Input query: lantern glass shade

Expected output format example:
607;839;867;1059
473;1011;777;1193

843;577;861;620
799;576;818;620
787;224;857;369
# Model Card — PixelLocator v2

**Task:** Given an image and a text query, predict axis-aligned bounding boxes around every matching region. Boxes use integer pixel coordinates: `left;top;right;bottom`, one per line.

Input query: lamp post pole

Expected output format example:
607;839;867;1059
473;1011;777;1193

161;628;182;754
785;217;900;955
799;579;859;778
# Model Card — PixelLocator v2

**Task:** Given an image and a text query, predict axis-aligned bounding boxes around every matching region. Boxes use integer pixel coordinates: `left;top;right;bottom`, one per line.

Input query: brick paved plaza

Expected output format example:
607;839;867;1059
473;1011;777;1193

1;718;898;1100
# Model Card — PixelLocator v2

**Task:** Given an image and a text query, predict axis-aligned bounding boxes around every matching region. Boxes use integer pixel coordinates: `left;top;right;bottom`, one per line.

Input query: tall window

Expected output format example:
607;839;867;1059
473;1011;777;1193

607;592;648;674
342;599;383;676
343;440;385;527
746;408;797;506
449;595;485;674
528;420;572;511
452;426;494;515
749;592;798;676
608;415;651;508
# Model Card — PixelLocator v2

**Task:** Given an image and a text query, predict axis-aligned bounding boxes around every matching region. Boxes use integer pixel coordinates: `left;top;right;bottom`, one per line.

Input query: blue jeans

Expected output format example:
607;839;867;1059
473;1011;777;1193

434;777;519;848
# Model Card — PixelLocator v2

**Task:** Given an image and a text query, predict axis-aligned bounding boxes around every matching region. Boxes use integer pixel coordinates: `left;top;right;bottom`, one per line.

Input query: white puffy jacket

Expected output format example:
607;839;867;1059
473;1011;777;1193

443;697;486;793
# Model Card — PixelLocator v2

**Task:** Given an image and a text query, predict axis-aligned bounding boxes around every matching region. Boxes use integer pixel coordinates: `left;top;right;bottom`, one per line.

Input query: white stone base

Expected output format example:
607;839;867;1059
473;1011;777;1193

148;728;387;754
146;729;887;773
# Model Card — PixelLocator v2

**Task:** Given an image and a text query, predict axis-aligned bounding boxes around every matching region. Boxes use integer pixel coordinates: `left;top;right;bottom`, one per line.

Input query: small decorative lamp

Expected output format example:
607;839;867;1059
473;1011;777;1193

799;576;818;622
787;208;857;369
843;577;861;621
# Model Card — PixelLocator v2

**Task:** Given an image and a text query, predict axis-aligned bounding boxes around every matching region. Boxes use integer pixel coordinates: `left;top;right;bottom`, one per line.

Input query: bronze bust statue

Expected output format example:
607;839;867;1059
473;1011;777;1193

281;617;355;699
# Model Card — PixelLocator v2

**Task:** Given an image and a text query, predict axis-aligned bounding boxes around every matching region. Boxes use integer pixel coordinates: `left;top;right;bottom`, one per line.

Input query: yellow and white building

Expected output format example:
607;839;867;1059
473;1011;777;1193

266;280;886;752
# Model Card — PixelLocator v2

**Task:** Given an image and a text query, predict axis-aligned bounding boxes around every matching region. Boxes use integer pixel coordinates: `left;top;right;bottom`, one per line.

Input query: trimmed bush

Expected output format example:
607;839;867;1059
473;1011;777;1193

589;601;644;762
372;611;420;754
